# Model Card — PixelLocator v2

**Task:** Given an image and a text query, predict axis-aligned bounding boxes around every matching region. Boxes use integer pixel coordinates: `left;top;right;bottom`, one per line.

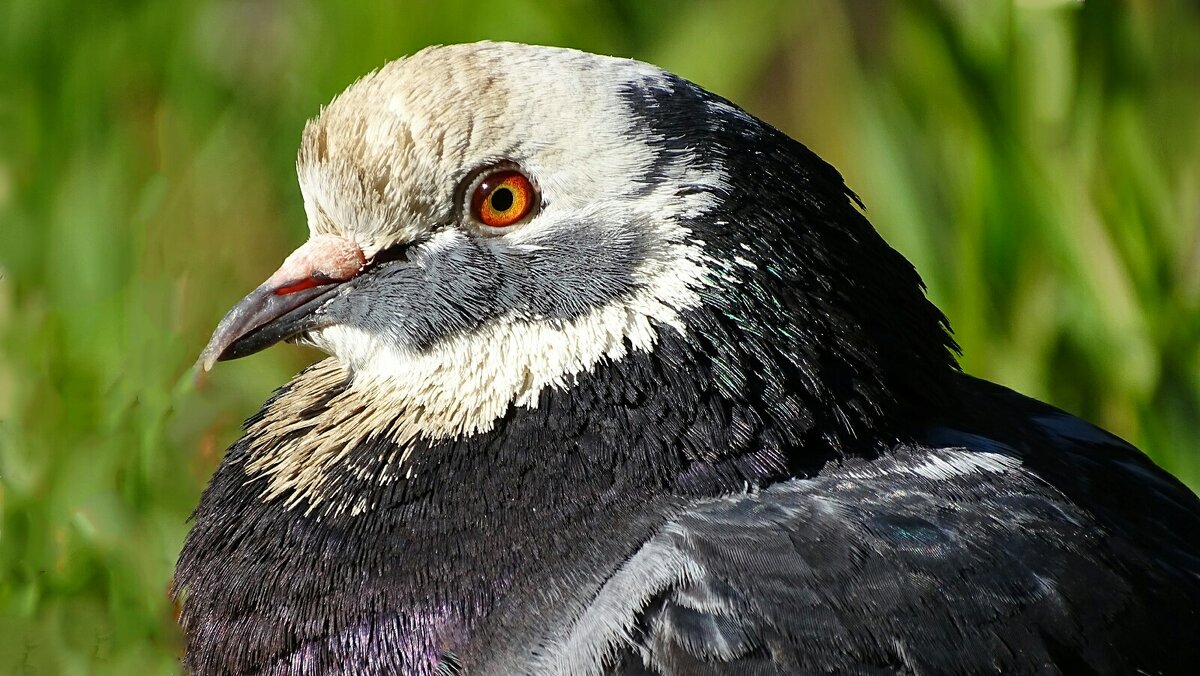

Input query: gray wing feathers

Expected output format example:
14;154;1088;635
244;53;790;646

589;446;1186;675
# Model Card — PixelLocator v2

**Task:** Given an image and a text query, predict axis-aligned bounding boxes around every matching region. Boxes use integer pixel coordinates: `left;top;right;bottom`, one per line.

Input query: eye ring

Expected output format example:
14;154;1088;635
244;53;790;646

468;168;539;229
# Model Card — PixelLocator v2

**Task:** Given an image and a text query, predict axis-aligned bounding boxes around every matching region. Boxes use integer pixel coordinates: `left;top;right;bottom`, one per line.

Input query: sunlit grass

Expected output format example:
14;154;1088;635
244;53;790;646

1;1;1197;672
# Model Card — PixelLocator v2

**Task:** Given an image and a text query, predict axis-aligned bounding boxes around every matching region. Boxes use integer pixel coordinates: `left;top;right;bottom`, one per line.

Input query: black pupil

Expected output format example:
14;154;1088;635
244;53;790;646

490;187;515;213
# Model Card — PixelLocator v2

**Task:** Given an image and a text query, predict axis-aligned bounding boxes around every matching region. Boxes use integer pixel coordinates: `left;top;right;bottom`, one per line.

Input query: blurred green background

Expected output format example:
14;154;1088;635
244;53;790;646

1;0;1197;672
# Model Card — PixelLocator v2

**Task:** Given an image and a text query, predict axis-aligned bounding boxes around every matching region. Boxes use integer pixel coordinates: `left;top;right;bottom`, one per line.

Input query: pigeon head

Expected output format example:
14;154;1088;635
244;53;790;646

197;42;957;508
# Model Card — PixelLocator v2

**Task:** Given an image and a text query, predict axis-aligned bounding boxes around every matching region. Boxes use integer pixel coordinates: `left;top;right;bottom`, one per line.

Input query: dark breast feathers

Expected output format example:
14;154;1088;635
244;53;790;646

179;369;1200;675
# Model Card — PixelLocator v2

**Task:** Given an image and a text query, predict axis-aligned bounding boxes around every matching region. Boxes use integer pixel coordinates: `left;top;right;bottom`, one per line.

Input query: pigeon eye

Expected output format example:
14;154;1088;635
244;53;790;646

470;169;537;228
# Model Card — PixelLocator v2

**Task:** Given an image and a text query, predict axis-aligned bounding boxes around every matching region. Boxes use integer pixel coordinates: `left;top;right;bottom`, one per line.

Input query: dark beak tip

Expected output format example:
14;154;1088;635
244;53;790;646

195;281;341;375
195;342;224;374
194;284;273;374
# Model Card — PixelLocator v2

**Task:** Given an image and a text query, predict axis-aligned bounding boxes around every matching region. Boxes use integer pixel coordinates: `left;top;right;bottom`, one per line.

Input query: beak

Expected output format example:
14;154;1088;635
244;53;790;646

196;234;365;372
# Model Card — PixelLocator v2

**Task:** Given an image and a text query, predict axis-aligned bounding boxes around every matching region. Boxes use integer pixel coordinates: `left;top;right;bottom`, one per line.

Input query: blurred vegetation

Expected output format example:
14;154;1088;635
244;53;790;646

1;0;1197;672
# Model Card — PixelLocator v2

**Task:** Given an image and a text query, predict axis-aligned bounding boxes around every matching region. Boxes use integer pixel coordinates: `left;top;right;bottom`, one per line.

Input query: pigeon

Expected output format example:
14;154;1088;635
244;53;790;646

178;42;1200;675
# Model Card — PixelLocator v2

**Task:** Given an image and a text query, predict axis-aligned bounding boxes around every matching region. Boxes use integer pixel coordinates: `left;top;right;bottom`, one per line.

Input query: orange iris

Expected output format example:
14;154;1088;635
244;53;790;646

472;170;535;227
